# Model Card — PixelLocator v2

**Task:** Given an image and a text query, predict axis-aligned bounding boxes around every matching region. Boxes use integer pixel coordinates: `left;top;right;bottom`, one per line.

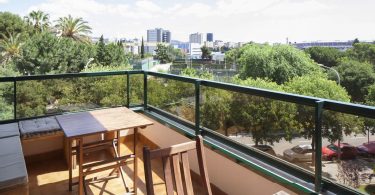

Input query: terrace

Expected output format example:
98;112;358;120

0;70;374;195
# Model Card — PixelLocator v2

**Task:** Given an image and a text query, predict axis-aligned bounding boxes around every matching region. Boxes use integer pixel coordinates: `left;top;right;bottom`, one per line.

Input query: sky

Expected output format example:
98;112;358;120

1;0;375;43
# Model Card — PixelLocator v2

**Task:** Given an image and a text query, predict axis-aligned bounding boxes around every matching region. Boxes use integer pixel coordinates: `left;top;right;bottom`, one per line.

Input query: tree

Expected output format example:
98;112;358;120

304;46;343;67
336;58;375;102
285;74;363;161
14;32;95;74
230;78;299;145
201;45;212;60
154;43;172;63
0;12;29;38
55;15;92;42
353;38;360;45
235;43;320;84
0;32;23;65
364;84;375;139
24;10;50;33
103;43;127;66
141;37;145;59
201;88;232;136
346;43;375;67
96;35;106;64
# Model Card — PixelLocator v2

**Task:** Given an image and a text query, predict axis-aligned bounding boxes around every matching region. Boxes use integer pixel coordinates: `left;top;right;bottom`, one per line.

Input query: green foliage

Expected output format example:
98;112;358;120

154;43;172;63
16;81;50;118
141;37;145;59
55;15;92;42
0;12;29;39
96;35;106;64
336;58;375;102
230;78;299;145
201;45;212;60
24;10;50;33
201;88;232;135
305;46;343;67
181;68;213;80
285;74;362;143
0;32;24;64
235;44;320;84
346;43;375;67
15;32;96;74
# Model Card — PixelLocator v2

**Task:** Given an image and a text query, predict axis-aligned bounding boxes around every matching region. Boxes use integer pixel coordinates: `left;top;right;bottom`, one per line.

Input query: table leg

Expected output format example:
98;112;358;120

133;127;138;195
78;138;84;195
68;138;72;191
117;130;121;156
116;131;121;178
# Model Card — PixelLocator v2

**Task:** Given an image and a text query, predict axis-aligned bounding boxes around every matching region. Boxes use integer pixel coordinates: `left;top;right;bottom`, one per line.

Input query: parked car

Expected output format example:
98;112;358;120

283;145;313;162
252;145;276;155
357;141;375;157
322;143;358;160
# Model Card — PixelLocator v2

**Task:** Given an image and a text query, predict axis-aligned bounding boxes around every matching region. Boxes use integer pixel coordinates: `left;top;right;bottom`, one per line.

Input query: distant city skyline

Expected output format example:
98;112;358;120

1;0;375;43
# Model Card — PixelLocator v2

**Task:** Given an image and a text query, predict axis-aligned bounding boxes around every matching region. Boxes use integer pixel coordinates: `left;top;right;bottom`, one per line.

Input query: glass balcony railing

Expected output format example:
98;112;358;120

0;70;374;194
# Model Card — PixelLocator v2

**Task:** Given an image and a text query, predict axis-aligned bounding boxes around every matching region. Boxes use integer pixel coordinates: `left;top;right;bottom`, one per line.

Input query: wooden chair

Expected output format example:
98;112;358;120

143;135;212;195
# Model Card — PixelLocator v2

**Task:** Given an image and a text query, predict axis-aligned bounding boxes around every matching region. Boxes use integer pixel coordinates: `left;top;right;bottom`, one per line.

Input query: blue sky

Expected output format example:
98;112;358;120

1;0;375;43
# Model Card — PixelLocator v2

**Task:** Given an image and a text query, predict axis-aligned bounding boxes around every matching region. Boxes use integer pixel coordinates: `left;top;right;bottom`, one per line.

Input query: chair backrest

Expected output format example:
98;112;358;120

143;135;212;195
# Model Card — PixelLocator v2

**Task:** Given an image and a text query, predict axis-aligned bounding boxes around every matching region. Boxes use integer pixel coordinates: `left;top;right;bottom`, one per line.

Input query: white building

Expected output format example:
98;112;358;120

189;32;206;44
189;43;203;59
211;52;225;62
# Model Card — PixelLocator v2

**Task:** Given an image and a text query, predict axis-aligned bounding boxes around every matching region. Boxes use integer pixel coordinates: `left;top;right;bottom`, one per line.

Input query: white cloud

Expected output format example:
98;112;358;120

0;0;8;4
24;0;375;43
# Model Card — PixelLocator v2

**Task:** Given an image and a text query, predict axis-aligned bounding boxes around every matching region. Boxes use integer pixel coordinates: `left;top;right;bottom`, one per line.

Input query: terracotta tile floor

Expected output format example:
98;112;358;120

25;139;210;195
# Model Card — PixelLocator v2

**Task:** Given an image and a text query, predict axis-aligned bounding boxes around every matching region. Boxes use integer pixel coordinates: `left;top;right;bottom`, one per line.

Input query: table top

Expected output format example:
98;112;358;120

56;107;153;138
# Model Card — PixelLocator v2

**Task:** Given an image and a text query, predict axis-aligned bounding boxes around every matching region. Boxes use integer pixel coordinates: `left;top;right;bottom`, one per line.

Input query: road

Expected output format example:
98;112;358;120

229;133;375;183
229;133;375;156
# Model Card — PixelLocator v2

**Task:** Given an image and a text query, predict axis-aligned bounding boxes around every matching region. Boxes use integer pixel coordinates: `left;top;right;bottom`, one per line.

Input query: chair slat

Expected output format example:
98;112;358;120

144;135;212;195
181;152;194;195
149;141;196;159
163;156;174;195
143;147;154;195
196;135;213;195
172;154;184;195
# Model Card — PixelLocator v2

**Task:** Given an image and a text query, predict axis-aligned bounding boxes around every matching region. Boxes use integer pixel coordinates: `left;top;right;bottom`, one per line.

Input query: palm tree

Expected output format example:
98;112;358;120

0;32;23;65
25;10;50;32
55;15;92;42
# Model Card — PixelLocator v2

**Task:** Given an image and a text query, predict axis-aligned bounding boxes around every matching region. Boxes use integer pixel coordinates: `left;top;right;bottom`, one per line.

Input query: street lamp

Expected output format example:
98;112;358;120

318;63;340;85
85;58;94;69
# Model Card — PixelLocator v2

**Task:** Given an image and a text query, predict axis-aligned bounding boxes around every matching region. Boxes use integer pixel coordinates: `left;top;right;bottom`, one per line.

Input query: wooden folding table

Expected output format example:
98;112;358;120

56;107;153;195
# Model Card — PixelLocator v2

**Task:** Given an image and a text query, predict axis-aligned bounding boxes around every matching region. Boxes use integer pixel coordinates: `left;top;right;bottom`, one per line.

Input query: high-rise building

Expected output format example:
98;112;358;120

206;33;213;42
162;30;171;43
147;28;171;43
189;32;205;44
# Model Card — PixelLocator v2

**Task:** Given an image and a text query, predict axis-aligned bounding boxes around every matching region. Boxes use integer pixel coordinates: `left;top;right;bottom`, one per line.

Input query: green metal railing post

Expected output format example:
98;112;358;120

126;72;130;107
144;71;148;110
314;100;324;193
195;80;201;135
13;80;16;120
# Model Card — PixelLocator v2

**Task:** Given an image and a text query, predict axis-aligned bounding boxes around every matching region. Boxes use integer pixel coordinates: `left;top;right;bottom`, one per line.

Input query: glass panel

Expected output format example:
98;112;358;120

148;76;195;123
321;111;374;193
200;86;315;171
0;82;14;120
129;74;144;106
16;75;127;118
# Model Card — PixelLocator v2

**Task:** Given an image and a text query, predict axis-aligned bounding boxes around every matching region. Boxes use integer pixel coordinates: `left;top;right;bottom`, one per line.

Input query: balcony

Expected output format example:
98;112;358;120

0;71;374;195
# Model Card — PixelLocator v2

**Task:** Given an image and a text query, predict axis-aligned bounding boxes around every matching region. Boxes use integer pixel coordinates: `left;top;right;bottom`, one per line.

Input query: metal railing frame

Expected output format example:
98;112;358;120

1;70;374;194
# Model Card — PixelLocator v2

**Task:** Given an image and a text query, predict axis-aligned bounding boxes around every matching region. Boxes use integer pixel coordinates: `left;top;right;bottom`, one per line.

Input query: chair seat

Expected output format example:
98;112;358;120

0;136;28;190
19;117;62;139
0;123;20;139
